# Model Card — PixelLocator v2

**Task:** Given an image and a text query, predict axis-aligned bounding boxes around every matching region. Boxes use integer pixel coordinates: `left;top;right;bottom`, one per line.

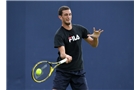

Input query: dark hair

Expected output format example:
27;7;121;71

58;6;70;16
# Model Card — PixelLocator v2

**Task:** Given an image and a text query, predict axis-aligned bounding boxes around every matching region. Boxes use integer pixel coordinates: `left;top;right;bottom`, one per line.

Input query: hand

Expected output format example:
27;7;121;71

65;55;72;64
88;27;103;38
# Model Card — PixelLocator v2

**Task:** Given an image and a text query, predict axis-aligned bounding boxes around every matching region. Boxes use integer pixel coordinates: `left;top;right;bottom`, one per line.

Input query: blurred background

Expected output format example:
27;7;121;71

7;1;134;90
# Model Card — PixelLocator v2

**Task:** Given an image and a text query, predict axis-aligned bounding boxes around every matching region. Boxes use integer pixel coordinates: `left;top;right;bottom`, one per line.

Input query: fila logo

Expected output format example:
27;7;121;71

68;34;80;43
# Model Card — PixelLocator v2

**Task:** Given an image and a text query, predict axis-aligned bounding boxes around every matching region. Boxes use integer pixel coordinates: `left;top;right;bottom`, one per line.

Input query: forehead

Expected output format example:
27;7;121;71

62;9;71;14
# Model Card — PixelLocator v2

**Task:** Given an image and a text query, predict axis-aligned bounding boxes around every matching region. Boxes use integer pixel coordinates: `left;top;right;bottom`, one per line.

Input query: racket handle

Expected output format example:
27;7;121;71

59;58;67;64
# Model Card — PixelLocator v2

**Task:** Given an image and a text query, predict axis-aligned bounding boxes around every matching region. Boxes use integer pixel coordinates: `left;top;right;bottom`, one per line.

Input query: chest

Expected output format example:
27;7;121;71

63;29;82;44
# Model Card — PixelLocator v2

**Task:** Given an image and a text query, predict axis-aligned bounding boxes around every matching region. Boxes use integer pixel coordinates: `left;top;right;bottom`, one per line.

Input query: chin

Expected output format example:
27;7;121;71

65;22;71;25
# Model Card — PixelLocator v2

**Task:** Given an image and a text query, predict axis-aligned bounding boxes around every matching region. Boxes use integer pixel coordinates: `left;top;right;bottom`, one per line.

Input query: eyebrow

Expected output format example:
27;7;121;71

64;13;71;15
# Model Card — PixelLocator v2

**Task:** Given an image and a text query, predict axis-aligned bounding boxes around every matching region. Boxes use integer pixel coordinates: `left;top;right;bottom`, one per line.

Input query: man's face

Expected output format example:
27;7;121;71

59;9;72;25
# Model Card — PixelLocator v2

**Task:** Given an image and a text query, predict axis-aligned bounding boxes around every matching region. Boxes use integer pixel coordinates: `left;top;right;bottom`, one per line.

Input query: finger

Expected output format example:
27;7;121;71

98;29;101;32
66;58;69;63
98;29;103;32
93;27;96;32
87;34;92;36
68;59;72;63
66;60;68;64
100;30;104;33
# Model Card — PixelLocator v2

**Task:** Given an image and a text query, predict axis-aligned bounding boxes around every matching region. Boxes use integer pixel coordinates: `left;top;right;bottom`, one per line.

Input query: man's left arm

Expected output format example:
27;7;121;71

84;27;103;47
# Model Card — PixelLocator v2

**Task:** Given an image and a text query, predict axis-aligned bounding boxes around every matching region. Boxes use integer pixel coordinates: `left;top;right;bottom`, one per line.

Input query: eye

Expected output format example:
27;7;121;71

64;14;68;16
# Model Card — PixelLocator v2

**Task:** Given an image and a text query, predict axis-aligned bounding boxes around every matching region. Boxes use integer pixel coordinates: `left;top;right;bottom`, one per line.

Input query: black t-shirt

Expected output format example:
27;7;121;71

54;24;90;71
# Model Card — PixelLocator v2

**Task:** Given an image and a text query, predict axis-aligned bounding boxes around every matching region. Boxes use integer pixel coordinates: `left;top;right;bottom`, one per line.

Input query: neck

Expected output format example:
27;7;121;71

62;23;72;30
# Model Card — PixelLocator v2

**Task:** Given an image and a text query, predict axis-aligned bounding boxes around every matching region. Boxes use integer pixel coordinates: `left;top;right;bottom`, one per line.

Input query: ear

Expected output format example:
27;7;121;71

58;15;62;20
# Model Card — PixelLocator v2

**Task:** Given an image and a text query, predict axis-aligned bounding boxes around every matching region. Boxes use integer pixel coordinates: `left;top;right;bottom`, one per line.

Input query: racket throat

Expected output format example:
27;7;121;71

48;67;54;76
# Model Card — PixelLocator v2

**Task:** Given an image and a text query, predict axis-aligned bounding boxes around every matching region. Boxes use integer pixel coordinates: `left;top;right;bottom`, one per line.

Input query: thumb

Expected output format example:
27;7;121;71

87;34;92;36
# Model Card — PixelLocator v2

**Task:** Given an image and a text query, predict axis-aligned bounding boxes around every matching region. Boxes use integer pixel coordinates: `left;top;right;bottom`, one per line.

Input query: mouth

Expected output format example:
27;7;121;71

67;19;71;22
66;19;70;21
66;18;71;21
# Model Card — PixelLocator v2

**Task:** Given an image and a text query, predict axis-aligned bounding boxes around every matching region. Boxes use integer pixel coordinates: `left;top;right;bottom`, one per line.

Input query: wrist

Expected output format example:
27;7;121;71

60;54;67;59
65;54;69;58
90;36;98;39
93;37;98;40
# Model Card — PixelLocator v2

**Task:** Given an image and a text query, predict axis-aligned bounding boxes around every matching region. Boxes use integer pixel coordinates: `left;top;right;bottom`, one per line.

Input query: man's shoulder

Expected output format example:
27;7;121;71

73;24;82;27
72;24;86;29
73;24;88;32
55;26;64;35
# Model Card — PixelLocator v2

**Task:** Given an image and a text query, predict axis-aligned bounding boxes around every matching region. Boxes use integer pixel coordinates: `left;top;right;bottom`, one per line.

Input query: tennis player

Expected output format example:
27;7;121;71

52;6;103;90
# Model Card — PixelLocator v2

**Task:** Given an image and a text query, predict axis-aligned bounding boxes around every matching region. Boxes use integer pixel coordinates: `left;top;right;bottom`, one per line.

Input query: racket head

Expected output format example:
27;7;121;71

31;61;54;83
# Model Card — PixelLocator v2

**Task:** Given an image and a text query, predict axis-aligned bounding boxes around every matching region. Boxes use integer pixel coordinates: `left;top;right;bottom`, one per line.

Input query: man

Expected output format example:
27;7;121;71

52;6;103;90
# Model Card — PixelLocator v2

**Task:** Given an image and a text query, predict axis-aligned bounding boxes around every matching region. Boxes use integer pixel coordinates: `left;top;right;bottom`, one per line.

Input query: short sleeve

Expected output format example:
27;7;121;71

81;26;90;39
54;34;65;48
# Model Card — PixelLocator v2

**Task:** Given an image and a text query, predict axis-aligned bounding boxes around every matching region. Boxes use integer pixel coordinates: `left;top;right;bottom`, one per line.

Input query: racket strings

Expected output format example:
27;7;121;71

32;59;66;83
33;62;51;81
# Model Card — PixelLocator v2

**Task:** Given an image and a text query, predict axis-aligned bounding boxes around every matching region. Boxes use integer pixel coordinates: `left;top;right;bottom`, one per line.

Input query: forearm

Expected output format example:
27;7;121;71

58;46;69;59
58;46;72;63
91;37;99;47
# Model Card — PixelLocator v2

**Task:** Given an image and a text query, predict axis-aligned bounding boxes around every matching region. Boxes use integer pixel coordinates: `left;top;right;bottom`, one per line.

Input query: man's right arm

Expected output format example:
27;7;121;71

58;46;72;63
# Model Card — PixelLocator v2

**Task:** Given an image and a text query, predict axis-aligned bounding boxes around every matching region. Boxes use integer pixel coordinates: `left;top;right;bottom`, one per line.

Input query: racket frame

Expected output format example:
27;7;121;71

32;58;67;83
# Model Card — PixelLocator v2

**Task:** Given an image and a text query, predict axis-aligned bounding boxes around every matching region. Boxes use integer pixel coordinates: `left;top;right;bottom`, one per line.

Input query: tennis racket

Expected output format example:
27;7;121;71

31;58;67;83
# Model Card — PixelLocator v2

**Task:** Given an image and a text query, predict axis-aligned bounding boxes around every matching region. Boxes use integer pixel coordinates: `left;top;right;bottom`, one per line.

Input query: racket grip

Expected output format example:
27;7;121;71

59;58;67;64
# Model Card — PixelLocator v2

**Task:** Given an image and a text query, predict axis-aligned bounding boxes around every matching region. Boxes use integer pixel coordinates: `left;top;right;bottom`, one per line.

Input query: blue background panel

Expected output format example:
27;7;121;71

7;1;134;90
